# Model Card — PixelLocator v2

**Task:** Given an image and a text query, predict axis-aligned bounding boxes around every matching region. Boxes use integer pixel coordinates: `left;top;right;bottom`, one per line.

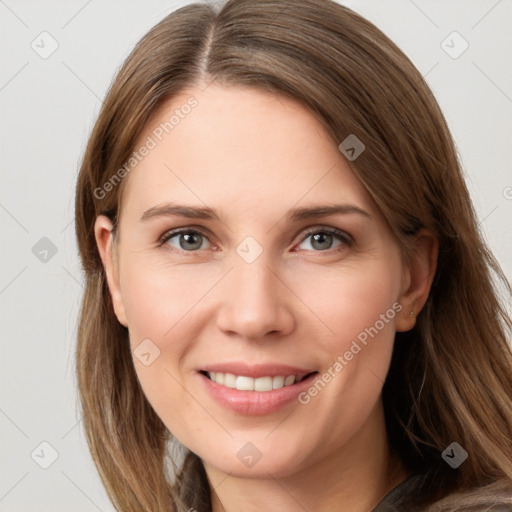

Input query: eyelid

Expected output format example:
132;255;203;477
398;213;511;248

157;226;214;247
297;225;353;245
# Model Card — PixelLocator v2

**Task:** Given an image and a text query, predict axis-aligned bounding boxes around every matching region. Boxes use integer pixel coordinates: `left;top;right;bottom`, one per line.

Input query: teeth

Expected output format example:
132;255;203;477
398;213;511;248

207;372;306;391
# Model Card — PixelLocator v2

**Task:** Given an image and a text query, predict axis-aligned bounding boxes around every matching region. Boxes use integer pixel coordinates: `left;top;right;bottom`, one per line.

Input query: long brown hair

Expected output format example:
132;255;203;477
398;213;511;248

74;0;512;510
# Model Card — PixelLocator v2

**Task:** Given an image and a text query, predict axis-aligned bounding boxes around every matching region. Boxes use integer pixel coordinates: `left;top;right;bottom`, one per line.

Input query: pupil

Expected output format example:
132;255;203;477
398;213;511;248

181;232;202;250
312;232;332;251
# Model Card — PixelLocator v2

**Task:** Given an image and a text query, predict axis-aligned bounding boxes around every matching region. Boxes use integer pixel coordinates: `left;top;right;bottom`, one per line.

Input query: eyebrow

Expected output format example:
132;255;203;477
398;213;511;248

139;202;371;223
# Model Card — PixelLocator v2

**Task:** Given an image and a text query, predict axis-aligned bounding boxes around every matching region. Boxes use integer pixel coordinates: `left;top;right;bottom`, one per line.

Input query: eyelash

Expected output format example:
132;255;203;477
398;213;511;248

157;226;353;253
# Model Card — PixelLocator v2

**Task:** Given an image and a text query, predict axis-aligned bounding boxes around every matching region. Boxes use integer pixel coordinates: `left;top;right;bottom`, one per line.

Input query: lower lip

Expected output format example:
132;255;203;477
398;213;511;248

197;371;319;415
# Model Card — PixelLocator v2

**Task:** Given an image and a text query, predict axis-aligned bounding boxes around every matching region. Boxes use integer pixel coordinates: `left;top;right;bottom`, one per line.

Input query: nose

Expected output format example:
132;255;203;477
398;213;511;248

215;255;295;342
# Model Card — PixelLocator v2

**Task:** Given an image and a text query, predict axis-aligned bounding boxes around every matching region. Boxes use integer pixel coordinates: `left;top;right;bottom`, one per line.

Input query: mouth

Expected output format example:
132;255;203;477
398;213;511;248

199;370;319;392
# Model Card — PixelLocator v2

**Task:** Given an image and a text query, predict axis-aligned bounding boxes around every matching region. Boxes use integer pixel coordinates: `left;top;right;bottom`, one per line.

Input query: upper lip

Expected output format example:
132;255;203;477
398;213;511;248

199;362;317;379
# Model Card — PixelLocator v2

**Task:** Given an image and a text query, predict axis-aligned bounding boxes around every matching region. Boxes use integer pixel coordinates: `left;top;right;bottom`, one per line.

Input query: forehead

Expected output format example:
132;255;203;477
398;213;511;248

118;84;377;226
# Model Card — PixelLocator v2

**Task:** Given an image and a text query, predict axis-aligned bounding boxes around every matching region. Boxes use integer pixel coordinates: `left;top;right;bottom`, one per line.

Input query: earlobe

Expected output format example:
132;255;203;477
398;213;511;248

396;229;438;332
94;215;128;327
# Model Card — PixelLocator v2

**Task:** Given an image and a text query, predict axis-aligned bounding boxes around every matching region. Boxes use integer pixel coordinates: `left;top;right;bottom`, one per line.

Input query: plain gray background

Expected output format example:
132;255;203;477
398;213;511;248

1;0;511;510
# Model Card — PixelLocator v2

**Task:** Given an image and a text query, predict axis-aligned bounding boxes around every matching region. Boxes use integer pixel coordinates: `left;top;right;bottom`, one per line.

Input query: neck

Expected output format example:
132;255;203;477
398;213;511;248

204;400;408;512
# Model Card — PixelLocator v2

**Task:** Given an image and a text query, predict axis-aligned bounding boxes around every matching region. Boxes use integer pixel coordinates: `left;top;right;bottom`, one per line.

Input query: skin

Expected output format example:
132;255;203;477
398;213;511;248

95;83;438;511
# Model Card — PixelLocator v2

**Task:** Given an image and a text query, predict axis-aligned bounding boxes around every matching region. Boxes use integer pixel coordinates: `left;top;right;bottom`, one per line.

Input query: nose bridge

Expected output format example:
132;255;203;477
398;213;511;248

215;245;294;340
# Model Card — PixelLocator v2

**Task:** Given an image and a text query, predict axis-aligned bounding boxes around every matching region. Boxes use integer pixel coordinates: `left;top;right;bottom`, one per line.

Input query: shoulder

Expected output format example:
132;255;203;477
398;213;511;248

424;478;512;511
374;475;512;512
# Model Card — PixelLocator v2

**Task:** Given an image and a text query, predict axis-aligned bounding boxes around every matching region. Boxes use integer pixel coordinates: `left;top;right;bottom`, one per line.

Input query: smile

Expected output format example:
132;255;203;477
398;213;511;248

198;369;320;415
201;371;315;391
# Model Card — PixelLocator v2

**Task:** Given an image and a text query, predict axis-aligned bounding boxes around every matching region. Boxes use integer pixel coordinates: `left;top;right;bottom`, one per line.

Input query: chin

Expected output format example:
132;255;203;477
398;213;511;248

199;440;311;480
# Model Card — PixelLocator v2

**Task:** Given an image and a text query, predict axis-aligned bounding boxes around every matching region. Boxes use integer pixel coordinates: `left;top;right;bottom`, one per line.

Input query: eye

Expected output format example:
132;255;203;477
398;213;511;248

295;227;352;252
158;226;352;253
159;228;212;252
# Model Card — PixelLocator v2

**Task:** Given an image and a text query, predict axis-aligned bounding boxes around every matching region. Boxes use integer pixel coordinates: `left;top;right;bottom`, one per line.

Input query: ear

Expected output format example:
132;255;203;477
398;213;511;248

395;228;438;332
94;215;128;327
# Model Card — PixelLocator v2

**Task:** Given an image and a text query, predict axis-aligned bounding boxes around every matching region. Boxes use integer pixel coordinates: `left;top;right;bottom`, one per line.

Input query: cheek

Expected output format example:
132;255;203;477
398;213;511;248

281;260;401;461
290;255;402;350
287;255;402;421
120;266;203;439
120;258;210;349
118;259;218;428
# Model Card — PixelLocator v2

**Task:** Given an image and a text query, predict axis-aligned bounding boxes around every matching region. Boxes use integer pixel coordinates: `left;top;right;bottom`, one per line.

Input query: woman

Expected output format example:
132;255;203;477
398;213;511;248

74;0;512;510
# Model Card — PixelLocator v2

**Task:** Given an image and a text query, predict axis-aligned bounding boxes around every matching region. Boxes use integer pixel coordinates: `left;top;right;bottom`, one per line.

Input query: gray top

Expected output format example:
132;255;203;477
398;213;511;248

372;474;423;511
371;475;512;511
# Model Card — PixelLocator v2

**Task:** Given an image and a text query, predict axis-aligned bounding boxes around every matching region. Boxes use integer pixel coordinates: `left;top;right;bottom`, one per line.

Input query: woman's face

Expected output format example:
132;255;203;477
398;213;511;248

95;83;421;480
